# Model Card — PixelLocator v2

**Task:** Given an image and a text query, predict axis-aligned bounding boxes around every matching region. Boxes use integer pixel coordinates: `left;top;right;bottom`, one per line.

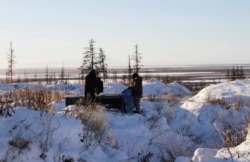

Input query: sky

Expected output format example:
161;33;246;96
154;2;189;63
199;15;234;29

0;0;250;68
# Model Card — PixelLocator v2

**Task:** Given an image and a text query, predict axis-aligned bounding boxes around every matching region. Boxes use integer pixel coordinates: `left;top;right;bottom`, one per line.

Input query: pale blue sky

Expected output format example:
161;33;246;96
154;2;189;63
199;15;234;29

0;0;250;68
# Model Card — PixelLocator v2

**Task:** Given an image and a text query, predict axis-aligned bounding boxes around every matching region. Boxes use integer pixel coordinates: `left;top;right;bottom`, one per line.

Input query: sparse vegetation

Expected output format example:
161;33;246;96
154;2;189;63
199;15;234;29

0;93;15;117
205;91;245;110
216;124;249;161
226;66;246;81
78;101;106;149
137;150;153;162
0;88;65;114
8;137;30;150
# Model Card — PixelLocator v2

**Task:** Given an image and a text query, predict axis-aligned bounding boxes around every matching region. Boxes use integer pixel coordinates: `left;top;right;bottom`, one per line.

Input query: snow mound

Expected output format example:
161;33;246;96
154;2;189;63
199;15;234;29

103;82;128;94
0;83;41;92
143;79;170;96
45;83;84;94
2;80;250;161
168;81;192;96
0;83;84;94
143;79;191;97
191;79;250;105
192;137;250;161
182;79;250;161
170;79;250;150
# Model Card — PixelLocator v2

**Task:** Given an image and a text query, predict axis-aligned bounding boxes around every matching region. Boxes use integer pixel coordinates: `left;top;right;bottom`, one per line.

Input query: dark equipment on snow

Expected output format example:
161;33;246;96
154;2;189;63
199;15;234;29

65;88;134;113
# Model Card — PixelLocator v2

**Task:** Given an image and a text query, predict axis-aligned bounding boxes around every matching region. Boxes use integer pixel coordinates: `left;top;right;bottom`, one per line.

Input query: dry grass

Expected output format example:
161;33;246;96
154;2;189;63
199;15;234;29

8;137;30;150
222;126;247;148
218;125;247;160
78;101;106;149
205;92;244;110
0;88;66;113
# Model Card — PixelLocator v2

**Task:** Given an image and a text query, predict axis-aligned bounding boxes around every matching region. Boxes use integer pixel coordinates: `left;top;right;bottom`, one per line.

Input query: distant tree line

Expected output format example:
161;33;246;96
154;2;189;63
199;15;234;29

1;39;143;84
226;66;246;81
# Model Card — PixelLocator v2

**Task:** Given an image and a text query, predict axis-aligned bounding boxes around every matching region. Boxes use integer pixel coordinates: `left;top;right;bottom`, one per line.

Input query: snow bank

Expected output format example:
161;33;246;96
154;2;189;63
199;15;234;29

1;79;250;161
0;79;194;161
0;82;84;95
170;79;250;161
143;79;191;97
168;81;192;96
192;80;250;105
103;82;128;94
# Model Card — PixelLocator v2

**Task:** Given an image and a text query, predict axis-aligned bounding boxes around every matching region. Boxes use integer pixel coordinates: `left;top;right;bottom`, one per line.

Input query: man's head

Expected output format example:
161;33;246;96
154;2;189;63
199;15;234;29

90;69;96;74
132;73;139;79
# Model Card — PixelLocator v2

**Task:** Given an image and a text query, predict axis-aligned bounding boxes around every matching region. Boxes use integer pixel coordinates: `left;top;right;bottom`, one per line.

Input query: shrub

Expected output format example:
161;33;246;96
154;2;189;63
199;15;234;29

62;155;74;162
8;137;30;150
0;92;15;117
218;125;248;160
205;91;244;110
78;101;106;149
13;88;65;109
137;150;153;162
222;126;246;148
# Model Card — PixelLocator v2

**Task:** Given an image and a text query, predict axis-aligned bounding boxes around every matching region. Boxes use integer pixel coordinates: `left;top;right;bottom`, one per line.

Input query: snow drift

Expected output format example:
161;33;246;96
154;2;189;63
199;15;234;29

1;79;250;161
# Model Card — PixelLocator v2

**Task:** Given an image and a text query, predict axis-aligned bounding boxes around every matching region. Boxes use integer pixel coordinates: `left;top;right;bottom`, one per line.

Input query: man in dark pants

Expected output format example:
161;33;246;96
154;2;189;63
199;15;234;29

131;73;143;113
85;69;97;101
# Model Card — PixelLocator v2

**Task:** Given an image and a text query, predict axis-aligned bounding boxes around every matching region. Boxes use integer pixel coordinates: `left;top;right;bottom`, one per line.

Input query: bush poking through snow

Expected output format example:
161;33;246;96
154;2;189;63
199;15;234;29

0;88;65;110
137;150;153;162
61;155;74;162
205;91;244;110
0;92;15;117
14;88;65;109
8;120;32;150
0;88;66;115
8;137;30;150
146;99;166;130
36;111;60;159
78;101;106;149
222;126;247;148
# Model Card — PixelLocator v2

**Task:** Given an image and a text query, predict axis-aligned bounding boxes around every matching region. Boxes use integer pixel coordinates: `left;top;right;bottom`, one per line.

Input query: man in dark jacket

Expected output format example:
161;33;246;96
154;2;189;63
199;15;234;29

85;69;97;100
131;73;143;113
96;77;103;95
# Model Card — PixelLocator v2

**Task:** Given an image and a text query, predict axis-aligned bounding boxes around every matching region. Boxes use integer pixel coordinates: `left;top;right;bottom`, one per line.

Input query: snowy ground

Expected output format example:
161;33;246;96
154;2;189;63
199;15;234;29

1;79;250;162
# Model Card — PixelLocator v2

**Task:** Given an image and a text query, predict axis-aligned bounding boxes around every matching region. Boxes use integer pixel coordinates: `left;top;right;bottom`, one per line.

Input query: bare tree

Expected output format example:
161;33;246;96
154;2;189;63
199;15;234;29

128;55;132;85
227;66;246;81
45;65;49;84
97;48;108;82
82;39;97;72
133;44;142;73
34;70;37;83
60;64;65;83
6;41;16;83
78;65;85;85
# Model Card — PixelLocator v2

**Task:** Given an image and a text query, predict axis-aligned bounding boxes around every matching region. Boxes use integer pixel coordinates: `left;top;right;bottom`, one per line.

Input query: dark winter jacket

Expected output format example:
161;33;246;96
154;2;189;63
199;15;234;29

131;75;143;98
85;70;97;98
96;77;103;94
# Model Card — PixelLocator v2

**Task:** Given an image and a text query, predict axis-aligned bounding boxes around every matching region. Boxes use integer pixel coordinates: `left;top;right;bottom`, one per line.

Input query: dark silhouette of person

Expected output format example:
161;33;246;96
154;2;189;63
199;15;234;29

84;69;97;100
131;73;143;113
96;77;103;95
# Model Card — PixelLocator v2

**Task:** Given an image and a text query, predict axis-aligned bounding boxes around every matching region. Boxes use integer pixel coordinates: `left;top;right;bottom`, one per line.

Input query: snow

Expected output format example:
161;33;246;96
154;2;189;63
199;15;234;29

1;79;250;161
143;79;191;97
